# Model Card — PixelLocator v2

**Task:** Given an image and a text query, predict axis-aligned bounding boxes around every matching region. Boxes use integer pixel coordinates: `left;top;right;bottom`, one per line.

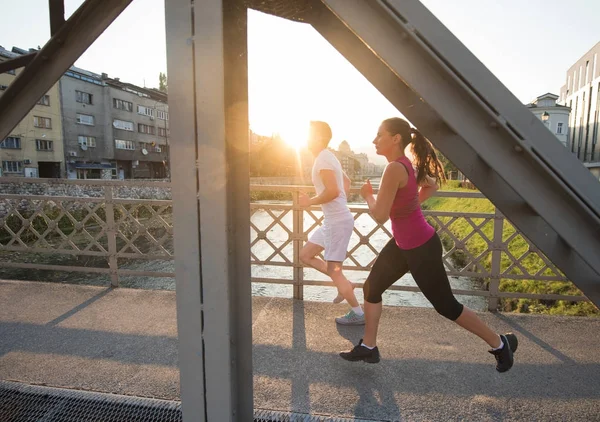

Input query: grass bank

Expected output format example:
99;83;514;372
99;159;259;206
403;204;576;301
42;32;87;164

423;181;598;316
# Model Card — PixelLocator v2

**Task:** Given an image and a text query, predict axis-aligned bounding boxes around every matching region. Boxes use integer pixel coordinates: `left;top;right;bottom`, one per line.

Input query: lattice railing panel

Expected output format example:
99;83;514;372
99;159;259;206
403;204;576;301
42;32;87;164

114;204;173;257
0;198;109;255
345;208;391;269
0;181;575;301
500;222;565;281
250;206;294;265
426;212;494;277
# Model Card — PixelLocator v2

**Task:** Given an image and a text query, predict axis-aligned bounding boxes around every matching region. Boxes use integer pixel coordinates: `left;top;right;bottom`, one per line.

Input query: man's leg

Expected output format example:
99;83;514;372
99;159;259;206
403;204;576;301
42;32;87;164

327;261;359;308
299;241;327;274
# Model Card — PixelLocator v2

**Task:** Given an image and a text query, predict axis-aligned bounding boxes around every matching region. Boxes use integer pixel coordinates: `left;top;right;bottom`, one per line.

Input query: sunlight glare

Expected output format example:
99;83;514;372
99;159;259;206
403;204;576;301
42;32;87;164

278;120;310;150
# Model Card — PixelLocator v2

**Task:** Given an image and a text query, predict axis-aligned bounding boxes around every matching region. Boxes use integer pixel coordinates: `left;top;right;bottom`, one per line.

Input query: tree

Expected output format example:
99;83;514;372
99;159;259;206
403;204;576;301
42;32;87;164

159;72;168;93
437;150;459;179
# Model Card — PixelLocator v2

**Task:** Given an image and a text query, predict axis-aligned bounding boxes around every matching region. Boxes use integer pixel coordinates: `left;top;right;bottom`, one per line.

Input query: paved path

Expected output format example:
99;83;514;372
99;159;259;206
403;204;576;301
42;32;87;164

1;280;599;421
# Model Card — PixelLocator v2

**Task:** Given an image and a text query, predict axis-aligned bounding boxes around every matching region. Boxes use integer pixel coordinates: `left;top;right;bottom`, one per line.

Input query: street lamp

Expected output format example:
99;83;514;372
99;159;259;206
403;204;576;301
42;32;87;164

541;112;550;123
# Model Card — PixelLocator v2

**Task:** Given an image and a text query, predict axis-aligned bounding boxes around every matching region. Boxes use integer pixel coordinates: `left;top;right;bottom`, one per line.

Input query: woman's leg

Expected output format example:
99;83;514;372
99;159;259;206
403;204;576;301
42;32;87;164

361;239;409;346
454;307;502;348
340;238;408;362
362;300;383;348
407;234;502;347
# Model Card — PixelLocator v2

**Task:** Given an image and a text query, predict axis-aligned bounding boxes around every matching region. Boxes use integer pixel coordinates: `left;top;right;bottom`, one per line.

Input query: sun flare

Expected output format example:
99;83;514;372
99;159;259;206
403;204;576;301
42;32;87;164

278;120;310;151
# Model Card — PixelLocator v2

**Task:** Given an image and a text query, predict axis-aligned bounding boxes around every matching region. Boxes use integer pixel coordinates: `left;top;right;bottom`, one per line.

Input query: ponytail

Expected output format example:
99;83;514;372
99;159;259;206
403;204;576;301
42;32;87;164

381;117;446;186
408;128;446;186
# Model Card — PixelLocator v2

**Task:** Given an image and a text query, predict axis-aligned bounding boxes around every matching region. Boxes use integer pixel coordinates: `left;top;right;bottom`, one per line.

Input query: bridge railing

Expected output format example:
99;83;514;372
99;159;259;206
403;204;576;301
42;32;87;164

0;178;587;310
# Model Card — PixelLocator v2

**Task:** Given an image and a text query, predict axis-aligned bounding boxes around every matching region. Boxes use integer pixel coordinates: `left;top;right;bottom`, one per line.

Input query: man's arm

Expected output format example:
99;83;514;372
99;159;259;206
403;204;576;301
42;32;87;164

343;172;351;197
308;169;340;206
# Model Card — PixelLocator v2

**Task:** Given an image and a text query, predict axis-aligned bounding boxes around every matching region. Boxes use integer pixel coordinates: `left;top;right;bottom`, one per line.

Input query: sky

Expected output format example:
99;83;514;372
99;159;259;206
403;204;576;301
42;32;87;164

1;0;599;164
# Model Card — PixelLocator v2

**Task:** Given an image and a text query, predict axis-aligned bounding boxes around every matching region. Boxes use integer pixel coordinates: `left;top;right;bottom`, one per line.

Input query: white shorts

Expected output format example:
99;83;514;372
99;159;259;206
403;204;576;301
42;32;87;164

308;213;354;262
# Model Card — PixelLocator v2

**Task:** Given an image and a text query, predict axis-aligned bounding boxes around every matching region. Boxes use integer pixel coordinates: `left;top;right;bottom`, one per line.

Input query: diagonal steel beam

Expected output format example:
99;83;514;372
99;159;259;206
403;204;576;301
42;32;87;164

305;0;600;306
0;0;133;141
0;53;37;74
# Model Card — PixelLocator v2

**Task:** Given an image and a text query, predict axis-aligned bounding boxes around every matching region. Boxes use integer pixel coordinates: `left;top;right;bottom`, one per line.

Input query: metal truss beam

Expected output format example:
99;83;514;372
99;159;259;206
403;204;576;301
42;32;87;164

308;0;600;305
0;0;132;141
49;0;66;35
166;0;253;420
0;53;36;74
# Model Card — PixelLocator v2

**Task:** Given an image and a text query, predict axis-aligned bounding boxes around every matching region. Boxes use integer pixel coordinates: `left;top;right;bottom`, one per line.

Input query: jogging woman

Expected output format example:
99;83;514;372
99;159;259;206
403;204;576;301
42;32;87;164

339;117;518;372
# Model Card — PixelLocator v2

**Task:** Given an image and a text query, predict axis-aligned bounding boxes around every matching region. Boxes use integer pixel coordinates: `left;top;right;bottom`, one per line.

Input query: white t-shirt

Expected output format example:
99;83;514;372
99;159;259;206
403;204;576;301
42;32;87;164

311;149;350;218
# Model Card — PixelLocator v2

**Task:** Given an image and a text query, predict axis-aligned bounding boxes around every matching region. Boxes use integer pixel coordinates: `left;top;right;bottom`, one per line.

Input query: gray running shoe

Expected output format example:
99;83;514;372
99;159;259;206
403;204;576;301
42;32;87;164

335;310;365;325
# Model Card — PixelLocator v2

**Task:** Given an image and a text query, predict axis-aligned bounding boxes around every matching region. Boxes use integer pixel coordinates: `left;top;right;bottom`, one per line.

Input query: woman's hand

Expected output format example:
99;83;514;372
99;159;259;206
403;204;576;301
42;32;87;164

360;179;373;199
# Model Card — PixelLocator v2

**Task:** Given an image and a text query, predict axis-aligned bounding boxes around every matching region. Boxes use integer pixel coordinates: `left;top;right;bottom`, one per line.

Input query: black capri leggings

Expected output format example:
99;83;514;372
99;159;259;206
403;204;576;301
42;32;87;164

363;233;464;321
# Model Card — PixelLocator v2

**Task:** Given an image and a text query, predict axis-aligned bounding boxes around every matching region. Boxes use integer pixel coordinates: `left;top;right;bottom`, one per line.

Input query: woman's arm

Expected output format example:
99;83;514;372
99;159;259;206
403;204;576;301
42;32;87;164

361;162;407;224
418;175;439;204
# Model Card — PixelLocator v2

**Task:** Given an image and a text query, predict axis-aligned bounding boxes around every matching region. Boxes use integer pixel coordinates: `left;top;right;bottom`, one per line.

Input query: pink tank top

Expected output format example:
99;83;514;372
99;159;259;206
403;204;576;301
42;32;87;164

389;156;435;250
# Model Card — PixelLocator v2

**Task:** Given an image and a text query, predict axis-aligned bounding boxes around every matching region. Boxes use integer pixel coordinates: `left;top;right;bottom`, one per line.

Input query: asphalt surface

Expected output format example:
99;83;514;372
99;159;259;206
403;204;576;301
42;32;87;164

1;279;599;421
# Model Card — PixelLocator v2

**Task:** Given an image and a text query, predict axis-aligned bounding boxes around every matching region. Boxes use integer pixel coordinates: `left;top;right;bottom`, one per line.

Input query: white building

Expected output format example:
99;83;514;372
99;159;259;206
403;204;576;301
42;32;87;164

526;93;570;147
559;41;600;179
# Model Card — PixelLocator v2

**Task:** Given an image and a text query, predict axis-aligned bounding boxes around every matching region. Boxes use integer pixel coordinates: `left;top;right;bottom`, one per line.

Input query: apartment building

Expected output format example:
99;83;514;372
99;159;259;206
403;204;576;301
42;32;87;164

0;46;65;178
526;93;570;147
60;69;169;179
559;41;600;179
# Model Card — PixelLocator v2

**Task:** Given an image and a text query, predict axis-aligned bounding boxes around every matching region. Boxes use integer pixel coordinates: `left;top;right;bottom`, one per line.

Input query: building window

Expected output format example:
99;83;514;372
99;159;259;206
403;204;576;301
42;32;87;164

141;142;163;153
572;98;579;152
557;122;563;134
76;90;93;105
592;84;600;162
64;70;104;86
158;127;167;137
76;113;94;126
137;105;155;118
585;61;590;85
113;98;133;112
2;161;23;173
115;139;135;150
138;123;156;135
157;110;169;120
37;95;50;106
0;136;21;149
76;169;102;180
36;139;53;151
78;135;96;148
4;69;16;75
34;116;52;129
113;119;134;131
0;84;8;91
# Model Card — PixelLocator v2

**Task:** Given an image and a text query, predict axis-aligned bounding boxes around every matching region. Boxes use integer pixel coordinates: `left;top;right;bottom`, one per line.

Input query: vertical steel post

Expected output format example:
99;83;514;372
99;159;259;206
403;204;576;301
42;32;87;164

223;0;254;418
166;0;252;420
104;186;119;287
488;207;504;312
292;191;304;300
